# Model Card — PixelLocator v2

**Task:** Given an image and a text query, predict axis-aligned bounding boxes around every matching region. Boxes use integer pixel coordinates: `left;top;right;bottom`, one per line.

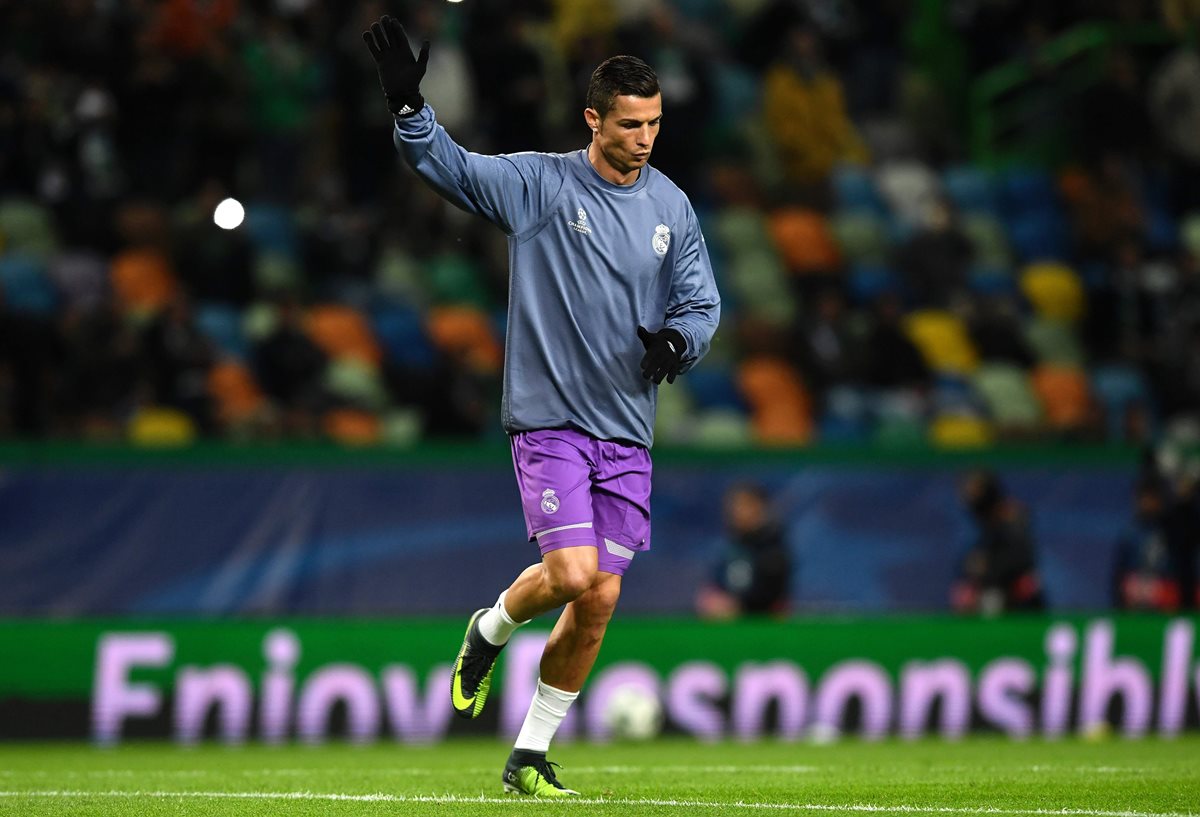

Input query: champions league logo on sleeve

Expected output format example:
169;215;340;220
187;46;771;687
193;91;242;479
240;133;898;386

652;224;670;255
540;489;561;514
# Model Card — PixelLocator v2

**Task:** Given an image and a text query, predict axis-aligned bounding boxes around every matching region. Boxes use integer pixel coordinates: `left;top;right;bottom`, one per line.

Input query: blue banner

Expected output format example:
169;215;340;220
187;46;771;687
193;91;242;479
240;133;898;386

0;451;1135;614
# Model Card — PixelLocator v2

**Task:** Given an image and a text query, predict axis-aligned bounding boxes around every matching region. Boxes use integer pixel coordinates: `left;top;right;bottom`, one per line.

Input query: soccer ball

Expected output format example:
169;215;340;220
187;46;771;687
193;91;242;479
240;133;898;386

601;684;664;741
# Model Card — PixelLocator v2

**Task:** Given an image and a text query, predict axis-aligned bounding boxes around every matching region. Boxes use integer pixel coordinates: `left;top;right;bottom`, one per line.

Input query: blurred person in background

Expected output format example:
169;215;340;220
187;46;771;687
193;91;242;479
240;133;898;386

696;482;791;619
762;22;869;188
894;198;973;309
1112;472;1200;611
363;15;719;797
952;469;1046;615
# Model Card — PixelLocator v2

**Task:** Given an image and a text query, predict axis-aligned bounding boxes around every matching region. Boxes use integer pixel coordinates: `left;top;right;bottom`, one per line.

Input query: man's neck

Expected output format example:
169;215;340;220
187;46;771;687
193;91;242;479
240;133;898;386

587;143;640;186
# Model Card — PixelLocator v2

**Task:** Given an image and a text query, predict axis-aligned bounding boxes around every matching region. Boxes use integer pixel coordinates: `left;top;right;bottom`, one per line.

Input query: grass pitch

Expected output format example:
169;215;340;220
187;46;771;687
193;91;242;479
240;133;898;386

0;736;1197;816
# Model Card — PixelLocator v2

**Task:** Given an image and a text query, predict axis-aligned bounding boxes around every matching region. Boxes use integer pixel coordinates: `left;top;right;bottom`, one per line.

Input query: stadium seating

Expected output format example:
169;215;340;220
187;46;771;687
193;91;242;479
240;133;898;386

971;362;1043;432
1030;365;1093;433
903;310;980;374
305;304;382;365
0;254;58;315
1020;262;1085;322
736;357;813;444
109;249;177;317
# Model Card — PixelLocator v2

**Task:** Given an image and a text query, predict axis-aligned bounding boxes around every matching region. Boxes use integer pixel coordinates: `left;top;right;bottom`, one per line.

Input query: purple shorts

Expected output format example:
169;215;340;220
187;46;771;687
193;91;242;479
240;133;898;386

510;428;652;577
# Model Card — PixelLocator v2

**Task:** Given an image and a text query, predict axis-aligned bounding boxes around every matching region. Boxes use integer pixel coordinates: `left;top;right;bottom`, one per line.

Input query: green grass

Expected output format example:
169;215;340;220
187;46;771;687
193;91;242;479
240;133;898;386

0;736;1197;816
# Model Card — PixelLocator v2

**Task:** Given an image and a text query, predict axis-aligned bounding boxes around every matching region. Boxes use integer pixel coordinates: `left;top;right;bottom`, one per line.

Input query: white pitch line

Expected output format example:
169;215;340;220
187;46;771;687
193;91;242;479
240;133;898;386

0;790;1194;817
0;764;822;778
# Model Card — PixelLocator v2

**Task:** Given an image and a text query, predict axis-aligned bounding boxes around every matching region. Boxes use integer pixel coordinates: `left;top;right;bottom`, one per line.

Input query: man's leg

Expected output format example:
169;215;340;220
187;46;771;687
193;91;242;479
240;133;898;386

452;546;597;720
453;430;599;720
539;570;621;692
503;570;621;797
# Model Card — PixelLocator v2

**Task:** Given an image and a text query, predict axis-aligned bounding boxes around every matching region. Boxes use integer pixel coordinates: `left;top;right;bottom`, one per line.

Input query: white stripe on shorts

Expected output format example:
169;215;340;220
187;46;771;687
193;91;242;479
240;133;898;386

604;539;635;560
535;521;594;541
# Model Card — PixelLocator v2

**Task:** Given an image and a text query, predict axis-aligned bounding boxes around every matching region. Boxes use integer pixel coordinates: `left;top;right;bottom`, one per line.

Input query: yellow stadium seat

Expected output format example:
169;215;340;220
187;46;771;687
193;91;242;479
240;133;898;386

127;406;197;447
929;414;994;448
1020;262;1084;322
903;310;980;374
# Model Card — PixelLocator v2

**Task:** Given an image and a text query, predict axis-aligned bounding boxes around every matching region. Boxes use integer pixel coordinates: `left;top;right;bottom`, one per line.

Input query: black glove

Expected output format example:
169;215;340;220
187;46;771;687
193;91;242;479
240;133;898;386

637;325;686;385
362;15;429;117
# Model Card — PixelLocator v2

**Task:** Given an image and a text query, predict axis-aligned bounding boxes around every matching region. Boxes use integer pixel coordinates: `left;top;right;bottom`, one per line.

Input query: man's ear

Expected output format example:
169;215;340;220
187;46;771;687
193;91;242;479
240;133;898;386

584;107;600;133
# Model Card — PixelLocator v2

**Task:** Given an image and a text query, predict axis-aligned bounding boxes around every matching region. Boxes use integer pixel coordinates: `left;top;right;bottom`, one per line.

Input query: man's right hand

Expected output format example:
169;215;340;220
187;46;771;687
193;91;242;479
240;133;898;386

362;15;429;117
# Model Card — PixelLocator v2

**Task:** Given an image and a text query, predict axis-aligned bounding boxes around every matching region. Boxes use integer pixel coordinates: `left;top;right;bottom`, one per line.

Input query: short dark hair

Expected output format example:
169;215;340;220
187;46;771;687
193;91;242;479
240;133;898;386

586;56;659;118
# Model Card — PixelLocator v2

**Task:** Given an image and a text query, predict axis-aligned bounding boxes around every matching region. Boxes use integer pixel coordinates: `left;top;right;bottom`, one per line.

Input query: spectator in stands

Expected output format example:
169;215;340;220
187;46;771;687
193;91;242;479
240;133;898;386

139;294;215;431
792;286;862;398
762;23;869;187
862;293;931;391
894;198;973;309
616;3;714;194
1112;473;1200;611
1075;48;1152;166
696;482;792;619
952;470;1046;615
966;294;1036;368
0;286;64;436
253;295;328;435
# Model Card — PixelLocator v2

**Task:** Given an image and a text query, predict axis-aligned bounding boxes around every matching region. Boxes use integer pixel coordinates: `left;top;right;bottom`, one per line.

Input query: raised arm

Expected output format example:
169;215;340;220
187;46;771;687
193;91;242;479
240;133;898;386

363;15;561;235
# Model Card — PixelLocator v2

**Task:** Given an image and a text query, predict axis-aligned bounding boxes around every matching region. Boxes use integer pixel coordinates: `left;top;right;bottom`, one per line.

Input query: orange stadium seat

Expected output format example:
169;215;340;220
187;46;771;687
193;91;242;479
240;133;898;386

110;249;176;316
426;305;504;373
1031;365;1093;432
305;304;382;365
767;207;843;274
207;361;266;427
736;357;813;445
323;408;382;446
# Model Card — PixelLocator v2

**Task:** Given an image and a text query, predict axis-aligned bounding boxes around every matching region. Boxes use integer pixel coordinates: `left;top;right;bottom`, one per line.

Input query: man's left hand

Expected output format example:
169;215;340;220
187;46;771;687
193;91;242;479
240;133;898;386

637;325;686;385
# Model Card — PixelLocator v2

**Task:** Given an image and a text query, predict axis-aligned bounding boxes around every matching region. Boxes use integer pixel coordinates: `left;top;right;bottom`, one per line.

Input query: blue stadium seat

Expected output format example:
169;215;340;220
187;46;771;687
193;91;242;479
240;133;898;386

968;265;1017;296
847;263;897;304
942;166;999;214
1145;208;1178;253
1000;167;1057;217
686;366;746;412
195;302;248;360
0;254;58;315
932;374;985;415
1091;364;1156;442
1007;211;1070;262
243;203;298;259
832;165;887;217
371;305;437;370
820;385;871;443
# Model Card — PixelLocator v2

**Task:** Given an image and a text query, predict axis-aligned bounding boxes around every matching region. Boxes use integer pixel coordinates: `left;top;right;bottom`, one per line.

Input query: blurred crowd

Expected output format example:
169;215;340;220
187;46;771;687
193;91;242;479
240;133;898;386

1;0;1200;446
697;456;1200;618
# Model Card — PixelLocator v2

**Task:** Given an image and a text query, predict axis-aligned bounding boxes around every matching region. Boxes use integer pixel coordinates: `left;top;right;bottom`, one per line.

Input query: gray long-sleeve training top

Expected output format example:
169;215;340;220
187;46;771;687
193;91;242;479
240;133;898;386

393;105;721;448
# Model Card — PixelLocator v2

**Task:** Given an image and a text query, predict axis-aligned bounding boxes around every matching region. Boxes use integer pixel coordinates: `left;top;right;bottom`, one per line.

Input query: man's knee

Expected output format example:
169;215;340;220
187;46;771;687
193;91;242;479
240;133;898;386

543;549;598;602
575;575;622;626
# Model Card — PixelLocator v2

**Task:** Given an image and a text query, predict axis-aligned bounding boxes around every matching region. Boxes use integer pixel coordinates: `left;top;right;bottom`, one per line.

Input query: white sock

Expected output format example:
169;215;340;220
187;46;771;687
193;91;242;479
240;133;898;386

514;678;579;753
477;590;527;646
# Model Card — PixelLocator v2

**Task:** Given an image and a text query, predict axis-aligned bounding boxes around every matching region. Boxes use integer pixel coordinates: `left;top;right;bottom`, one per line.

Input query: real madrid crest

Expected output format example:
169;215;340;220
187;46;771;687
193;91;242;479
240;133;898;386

652;223;671;256
540;488;560;514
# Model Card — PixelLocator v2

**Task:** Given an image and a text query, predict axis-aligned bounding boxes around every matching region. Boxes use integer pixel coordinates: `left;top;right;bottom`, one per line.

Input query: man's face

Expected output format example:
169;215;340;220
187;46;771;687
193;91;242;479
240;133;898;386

588;93;662;176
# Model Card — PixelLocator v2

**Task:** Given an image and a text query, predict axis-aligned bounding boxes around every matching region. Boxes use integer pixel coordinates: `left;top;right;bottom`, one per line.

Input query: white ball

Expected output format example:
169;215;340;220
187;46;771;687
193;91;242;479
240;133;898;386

213;197;245;230
602;684;663;741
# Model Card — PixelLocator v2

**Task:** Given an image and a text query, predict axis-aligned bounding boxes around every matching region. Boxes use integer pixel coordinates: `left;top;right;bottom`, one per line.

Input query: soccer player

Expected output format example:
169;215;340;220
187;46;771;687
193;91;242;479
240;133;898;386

363;16;721;797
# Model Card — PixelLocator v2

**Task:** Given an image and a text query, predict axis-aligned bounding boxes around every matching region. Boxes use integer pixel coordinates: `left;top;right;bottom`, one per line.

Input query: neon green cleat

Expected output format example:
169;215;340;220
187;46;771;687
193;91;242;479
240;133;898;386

502;750;579;797
450;608;503;719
